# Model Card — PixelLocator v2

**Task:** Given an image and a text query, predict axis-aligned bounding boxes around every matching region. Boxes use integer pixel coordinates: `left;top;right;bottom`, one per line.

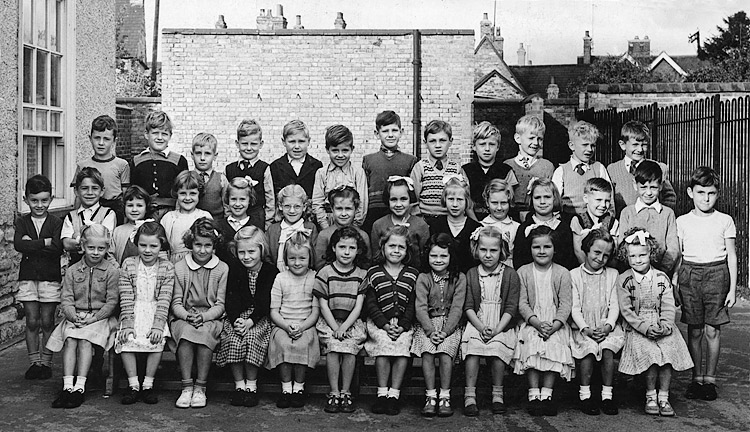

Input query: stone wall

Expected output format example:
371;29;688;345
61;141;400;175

161;29;474;169
115;97;163;160
581;82;750;111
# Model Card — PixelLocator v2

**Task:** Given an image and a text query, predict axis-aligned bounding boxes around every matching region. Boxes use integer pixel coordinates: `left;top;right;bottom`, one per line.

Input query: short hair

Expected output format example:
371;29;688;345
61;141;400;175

441;176;474;212
568;120;600;143
122;185;151;207
376;110;401;130
25;174;52;196
233;226;270;263
616;226;659;263
375;225;412;265
90;115;117;138
382;177;417;204
74;167;105;189
620;120;650;143
482;179;514;208
172;170;203;198
528;225;556;246
192;132;218;153
422;232;460;282
222;176;258;208
237;119;262;140
282;119;309;140
472;121;500;145
144;111;173;133
470;225;509;263
584;178;613;194
515;114;546;136
325;226;368;267
283;231;315;268
633;160;663;184
423;119;452;140
183;217;222;249
133;221;170;252
328;185;361;211
325;124;354;149
689;166;720;190
79;223;111;245
581;228;615;254
529;178;562;213
275;184;308;221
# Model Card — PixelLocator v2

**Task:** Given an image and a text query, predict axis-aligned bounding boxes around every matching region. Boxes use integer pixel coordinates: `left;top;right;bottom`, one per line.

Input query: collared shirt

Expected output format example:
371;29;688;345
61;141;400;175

185;254;220;271
226;157;276;228
531;213;561;230
514;151;538;169
551;156;611;197
311;160;368;229
227;216;250;232
632;268;654;284
140;148;170;159
288;156;306;175
624;156;637;173
61;203;117;239
634;198;663;213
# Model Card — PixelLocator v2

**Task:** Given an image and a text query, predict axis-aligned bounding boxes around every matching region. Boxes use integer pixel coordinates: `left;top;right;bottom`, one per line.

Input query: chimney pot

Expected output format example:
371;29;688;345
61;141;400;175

215;14;227;29
294;14;304;29
334;12;347;29
275;4;283;17
517;43;527;66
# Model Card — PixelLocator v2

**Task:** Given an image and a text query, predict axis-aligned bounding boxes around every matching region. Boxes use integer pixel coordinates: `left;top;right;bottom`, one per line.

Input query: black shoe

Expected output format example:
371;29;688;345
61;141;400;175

121;387;140;405
702;383;718;401
276;392;292;408
290;391;305;408
541;398;557;416
230;389;246;406
52;389;73;408
65;389;85;408
243;390;259;407
492;401;507;414
339;393;355;413
324;393;340;413
600;398;619;415
464;403;479;417
37;365;52;380
25;364;42;380
385;397;400;415
141;388;159;404
685;381;704;399
528;399;542;416
580;398;599;415
372;396;388;414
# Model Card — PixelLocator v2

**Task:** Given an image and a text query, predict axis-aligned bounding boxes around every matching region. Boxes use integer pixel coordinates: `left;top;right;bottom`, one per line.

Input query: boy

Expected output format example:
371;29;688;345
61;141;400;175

191;132;228;221
504;115;554;220
675;167;737;401
463;121;518;221
617;161;679;273
225;119;275;229
72;115;130;225
312;125;368;229
14;175;64;380
270;119;323;200
362;111;417;233
570;178;619;264
607;121;676;217
129;111;189;221
553;120;611;217
410;120;470;228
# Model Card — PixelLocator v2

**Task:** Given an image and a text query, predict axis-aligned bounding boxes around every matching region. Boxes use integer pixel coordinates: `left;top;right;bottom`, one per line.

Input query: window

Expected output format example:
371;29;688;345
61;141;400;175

20;0;72;207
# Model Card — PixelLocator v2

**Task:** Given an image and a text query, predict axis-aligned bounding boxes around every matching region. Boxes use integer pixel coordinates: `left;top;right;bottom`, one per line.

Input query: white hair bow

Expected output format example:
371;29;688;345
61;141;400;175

624;230;652;245
579;222;602;238
129;218;156;243
387;176;414;190
526;177;540;195
441;173;464;185
470;227;483;241
524;223;541;237
243;176;259;187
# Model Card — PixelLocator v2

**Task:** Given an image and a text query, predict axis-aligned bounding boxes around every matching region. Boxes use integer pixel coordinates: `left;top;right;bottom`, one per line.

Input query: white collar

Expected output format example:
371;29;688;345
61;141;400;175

185;254;219;270
624;156;635;169
288;155;306;165
632;268;654;283
635;198;663;213
514;151;537;167
482;215;513;226
228;215;250;225
581;264;604;275
478;264;503;277
327;161;352;172
140;148;170;158
77;203;101;214
239;157;258;167
570;155;589;167
197;169;214;177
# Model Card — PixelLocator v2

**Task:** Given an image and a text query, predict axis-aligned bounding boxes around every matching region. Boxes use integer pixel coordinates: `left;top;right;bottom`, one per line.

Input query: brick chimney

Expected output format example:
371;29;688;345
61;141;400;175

334;12;347;29
256;9;271;30
546;77;559;99
215;15;227;29
480;13;493;40
270;4;287;29
628;35;651;60
583;30;592;64
517;43;526;66
294;15;304;29
495;27;504;58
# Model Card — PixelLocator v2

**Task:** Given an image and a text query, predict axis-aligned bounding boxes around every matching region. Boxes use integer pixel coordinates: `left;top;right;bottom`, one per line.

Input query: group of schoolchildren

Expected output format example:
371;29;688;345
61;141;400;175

15;108;737;421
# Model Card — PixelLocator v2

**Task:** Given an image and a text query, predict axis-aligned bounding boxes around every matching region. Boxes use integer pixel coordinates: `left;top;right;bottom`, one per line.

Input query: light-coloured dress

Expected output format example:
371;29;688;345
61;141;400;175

570;266;625;360
116;262;170;353
513;266;575;381
161;209;212;263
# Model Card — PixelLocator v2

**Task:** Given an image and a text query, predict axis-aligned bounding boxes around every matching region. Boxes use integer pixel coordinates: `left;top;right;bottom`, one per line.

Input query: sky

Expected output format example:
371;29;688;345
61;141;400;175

143;0;745;65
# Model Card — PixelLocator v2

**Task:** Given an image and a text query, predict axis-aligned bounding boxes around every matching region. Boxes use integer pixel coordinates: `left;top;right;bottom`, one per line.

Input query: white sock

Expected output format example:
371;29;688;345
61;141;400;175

377;386;388;397
601;385;613;401
425;388;437;398
464;386;477;406
439;388;451;400
387;388;400;399
235;380;247;391
281;381;293;394
528;388;541;401
293;381;305;393
142;376;155;390
127;376;140;390
63;375;74;390
579;385;591;400
540;387;553;400
646;389;657;399
247;379;258;392
658;390;669;402
73;376;87;392
492;385;504;403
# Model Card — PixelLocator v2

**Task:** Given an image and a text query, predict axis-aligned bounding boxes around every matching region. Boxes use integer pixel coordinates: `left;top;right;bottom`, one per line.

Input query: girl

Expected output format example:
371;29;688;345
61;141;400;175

570;228;624;416
362;225;419;416
430;175;482;273
616;228;693;417
111;185;152;265
513;225;574;417
314;226;368;413
513;178;576;270
266;184;318;272
116;221;174;405
47;224;119;409
161;171;213;263
412;233;466;418
314;186;371;270
216;226;278;408
170;218;228;409
371;176;430;268
215;177;258;263
267;231;320;409
481;179;520;267
461;226;521;417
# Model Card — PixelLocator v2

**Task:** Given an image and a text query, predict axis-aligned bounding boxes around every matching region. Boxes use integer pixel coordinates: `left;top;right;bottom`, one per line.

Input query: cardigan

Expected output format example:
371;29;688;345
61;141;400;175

269;154;323;200
265;220;319;267
615;268;675;335
429;216;483;273
513;213;577;270
14;213;64;282
118;257;174;332
414;272;466;336
516;263;573;325
171;256;228;322
61;258;120;322
362;265;419;330
224;260;279;324
130;149;188;208
463;265;521;328
607;159;677;217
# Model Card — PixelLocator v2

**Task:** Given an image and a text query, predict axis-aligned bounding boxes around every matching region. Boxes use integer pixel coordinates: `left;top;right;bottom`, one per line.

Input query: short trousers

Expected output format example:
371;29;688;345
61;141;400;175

16;280;62;303
678;260;730;326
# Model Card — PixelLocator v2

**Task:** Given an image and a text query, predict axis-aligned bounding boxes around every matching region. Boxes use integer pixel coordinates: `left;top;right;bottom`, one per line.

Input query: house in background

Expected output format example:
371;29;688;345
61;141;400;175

0;0;116;346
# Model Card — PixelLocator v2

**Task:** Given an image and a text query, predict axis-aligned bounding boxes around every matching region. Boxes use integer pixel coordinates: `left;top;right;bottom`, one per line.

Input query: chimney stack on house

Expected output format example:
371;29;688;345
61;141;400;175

294;15;304;29
517;43;526;66
583;30;592;64
256;4;287;30
215;15;227;29
546;76;559;99
334;12;347;29
480;13;493;40
628;35;651;60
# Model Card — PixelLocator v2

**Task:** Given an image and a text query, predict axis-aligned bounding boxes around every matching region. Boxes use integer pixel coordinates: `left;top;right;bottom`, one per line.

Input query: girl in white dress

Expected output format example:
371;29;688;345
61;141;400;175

161;171;212;263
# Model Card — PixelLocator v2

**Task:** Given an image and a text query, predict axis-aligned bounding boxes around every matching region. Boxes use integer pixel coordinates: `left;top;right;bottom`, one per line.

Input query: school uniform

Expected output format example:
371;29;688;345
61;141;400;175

269;155;323;201
194;169;228;221
552;157;610;216
14;213;64;302
607;157;677;217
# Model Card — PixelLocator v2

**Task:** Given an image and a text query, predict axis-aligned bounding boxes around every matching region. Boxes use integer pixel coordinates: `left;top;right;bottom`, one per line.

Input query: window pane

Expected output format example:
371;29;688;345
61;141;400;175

35;0;47;48
55;0;63;52
25;137;39;176
49;0;57;51
55;139;66;197
51;54;60;106
36;50;47;105
23;0;33;44
23;108;34;130
23;48;34;103
36;109;48;131
50;111;61;132
41;137;52;184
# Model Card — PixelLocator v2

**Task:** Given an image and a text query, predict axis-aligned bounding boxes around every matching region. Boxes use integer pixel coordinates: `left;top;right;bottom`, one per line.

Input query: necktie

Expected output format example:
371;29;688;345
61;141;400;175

575;163;586;175
201;173;209;185
629;162;638;175
435;160;444;170
520;157;531;169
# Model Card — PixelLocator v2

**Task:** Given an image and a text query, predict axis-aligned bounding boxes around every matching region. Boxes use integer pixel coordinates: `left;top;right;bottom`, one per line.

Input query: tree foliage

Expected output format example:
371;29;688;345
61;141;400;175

566;57;667;95
699;11;750;61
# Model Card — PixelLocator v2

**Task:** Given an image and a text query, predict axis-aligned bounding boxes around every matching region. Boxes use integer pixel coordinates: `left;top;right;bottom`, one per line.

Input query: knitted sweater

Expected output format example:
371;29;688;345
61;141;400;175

130;150;188;208
362;265;419;330
224;260;279;323
414;272;466;336
118;257;175;332
503;157;555;209
269;155;323;200
362;150;417;211
14;213;64;282
370;215;430;268
462;160;516;218
464;265;521;328
516;263;573;324
607;159;677;217
618;203;680;272
616;268;675;335
514;214;577;270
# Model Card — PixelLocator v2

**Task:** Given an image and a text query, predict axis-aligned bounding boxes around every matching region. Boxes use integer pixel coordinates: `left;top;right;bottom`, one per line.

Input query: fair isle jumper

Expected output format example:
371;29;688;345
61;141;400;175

503;158;555;209
415;158;461;216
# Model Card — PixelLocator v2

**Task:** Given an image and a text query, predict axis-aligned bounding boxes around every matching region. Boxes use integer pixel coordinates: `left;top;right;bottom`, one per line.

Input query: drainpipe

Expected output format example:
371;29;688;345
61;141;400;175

412;30;422;159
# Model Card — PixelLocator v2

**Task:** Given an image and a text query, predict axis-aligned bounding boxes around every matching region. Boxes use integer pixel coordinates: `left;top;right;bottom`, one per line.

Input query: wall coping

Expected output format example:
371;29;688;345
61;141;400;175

162;28;474;36
115;104;133;111
116;97;163;104
586;82;750;94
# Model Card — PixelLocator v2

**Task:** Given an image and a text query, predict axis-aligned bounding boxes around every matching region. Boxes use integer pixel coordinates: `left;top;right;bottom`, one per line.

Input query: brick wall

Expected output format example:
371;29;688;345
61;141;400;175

161;29;474;170
115;97;162;160
581;82;750;111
